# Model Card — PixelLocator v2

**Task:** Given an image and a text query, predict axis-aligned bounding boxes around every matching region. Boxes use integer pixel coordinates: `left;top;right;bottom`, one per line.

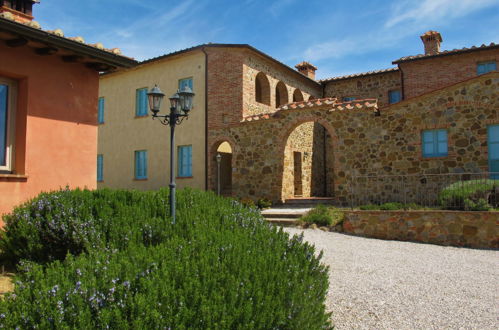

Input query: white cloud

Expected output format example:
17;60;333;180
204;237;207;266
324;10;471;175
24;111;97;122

385;0;498;28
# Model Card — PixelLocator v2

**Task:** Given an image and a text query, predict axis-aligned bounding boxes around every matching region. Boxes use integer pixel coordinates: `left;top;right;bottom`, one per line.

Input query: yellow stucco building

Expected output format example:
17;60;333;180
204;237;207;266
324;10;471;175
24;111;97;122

98;49;207;190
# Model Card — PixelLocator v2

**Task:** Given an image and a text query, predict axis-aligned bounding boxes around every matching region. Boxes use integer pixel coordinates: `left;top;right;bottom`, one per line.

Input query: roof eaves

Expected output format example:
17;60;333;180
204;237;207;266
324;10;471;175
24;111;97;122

138;43;321;87
319;67;399;83
0;17;137;68
393;43;499;64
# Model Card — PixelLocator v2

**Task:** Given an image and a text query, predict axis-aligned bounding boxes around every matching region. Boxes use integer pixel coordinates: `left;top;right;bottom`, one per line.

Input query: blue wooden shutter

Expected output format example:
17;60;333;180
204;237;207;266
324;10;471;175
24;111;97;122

436;130;448;156
389;90;401;104
97;154;103;181
187;146;192;176
488;125;499;179
0;84;7;166
422;130;435;157
135;151;147;179
98;97;105;124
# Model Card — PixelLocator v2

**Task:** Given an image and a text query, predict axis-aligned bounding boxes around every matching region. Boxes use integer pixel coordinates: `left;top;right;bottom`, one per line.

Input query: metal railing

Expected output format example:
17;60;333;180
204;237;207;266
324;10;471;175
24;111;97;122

349;172;499;210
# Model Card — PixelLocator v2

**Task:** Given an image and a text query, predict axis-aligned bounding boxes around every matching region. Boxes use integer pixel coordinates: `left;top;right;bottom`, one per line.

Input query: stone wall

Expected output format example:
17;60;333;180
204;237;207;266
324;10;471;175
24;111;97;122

342;210;499;249
398;48;499;99
242;51;322;117
324;70;401;108
208;73;498;204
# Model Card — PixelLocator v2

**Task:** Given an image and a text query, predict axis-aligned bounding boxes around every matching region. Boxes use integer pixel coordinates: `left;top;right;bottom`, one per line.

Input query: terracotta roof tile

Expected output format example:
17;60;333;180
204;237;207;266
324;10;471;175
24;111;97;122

393;42;498;64
240;98;378;123
320;67;399;83
0;15;130;58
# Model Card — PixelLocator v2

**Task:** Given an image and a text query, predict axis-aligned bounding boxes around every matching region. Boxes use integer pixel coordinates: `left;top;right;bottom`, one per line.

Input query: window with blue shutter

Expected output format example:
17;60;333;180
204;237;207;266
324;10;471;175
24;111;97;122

342;96;356;102
488;125;499;179
98;97;105;124
135;88;148;117
477;61;496;75
178;145;192;177
422;129;448;158
97;154;103;182
0;83;8;167
135;150;148;179
388;90;401;104
178;78;193;91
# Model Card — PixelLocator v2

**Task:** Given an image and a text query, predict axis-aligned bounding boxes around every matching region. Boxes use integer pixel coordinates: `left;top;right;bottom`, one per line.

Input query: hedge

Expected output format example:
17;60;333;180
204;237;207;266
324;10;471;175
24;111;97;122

0;188;331;329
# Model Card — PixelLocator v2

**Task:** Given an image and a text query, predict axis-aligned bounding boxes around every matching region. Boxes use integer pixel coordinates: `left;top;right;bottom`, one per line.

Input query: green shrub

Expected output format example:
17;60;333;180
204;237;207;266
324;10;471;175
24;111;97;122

0;188;170;264
0;188;331;328
300;204;344;227
256;198;272;209
378;202;404;210
438;179;498;210
464;198;491;211
238;197;256;209
359;204;378;210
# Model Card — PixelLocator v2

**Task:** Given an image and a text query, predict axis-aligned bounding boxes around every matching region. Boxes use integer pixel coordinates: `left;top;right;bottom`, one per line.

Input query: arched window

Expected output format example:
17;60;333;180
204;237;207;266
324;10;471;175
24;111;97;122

255;72;270;105
275;81;288;108
293;89;304;102
308;95;316;101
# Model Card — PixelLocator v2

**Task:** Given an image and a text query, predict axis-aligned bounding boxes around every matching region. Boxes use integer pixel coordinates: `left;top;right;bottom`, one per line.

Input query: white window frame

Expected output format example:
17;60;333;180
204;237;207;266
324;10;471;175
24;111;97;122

0;77;17;173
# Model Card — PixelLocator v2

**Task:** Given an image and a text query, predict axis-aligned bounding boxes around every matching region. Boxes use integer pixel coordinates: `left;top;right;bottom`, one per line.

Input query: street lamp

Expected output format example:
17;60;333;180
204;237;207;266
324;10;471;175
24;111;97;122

147;84;195;224
216;153;222;195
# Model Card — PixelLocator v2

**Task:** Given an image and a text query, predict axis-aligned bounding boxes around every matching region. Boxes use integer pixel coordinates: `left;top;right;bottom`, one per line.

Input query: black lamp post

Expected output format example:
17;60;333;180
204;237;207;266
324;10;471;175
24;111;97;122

147;84;195;224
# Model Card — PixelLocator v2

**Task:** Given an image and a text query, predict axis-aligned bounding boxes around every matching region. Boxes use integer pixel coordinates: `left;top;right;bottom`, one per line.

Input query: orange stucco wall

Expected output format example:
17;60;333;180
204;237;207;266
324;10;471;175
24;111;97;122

0;43;99;218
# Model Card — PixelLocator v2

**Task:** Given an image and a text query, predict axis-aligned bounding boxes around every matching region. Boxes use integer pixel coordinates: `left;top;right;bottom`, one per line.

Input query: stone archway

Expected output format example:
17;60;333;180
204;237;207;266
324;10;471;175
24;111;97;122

210;138;235;196
279;117;336;201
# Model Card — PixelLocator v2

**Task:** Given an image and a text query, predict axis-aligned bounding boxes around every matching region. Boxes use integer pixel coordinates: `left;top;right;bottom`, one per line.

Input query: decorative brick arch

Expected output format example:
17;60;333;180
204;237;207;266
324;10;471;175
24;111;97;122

255;72;270;106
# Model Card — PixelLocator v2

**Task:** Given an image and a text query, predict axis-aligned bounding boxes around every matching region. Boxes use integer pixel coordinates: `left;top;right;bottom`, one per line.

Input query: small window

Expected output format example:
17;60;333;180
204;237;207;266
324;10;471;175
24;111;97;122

179;77;193;91
422;129;448;158
477;61;496;75
178;145;192;177
388;90;401;104
97;154;103;182
135;88;148;117
0;77;16;172
98;97;105;124
134;150;148;179
342;96;356;102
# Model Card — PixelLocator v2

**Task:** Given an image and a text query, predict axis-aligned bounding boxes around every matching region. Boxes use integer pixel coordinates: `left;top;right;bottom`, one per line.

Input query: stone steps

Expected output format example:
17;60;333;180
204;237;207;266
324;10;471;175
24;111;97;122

284;197;335;206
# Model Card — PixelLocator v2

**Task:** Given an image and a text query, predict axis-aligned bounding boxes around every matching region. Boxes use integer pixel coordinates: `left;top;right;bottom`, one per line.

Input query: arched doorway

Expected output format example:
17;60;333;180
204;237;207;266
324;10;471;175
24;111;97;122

213;141;233;196
281;121;334;200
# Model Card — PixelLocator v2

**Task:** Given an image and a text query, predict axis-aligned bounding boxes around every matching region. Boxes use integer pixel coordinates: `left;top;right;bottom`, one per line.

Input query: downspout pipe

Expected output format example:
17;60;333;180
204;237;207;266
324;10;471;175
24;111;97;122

202;47;209;190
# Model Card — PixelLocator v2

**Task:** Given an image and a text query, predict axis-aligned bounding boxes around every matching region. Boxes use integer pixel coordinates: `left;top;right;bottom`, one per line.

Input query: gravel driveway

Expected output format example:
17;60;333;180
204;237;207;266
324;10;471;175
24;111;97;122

284;228;499;329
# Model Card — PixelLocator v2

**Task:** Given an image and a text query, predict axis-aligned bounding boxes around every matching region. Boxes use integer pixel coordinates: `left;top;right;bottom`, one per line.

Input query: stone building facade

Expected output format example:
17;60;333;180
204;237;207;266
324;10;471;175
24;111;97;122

98;31;498;206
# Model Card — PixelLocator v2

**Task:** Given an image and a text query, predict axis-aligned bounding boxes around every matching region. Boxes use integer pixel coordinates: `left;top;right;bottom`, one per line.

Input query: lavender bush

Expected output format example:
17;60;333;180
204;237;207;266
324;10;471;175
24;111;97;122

0;188;331;328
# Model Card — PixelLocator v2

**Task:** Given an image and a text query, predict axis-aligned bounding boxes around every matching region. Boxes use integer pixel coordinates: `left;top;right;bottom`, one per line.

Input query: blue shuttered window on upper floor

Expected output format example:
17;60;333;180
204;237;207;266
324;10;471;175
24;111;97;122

477;61;496;75
178;145;192;177
422;129;448;158
135;150;148;179
388;90;401;104
179;78;193;92
98;97;105;124
97;154;103;182
135;88;148;117
488;125;499;179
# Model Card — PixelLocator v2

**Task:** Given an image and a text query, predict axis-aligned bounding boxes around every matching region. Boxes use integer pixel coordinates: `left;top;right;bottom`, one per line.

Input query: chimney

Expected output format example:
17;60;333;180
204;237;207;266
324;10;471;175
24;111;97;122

420;30;442;55
295;61;317;80
0;0;39;23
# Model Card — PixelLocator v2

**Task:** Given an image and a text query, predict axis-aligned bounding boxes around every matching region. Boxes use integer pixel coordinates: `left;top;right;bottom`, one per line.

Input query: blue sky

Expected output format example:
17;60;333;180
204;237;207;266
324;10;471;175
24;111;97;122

35;0;499;80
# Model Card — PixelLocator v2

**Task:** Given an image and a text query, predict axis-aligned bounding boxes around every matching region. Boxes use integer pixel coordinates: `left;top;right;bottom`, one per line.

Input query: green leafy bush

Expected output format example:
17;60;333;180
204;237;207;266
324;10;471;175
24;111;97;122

0;188;331;328
359;202;423;210
438;179;498;210
256;198;272;209
300;204;344;227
